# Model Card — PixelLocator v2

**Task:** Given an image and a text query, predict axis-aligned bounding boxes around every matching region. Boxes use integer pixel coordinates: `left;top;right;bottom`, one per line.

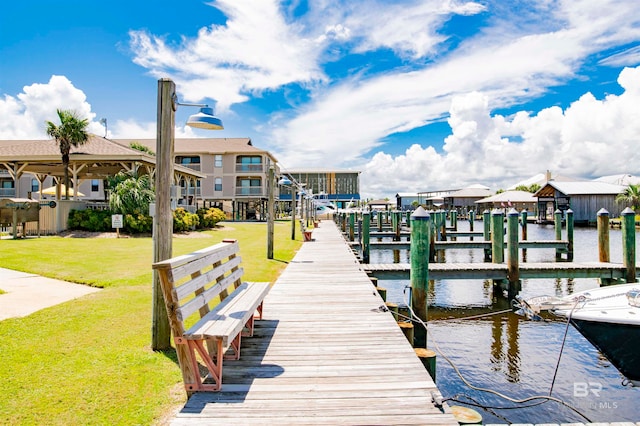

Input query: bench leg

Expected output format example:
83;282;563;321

241;302;263;338
176;337;224;392
225;333;242;361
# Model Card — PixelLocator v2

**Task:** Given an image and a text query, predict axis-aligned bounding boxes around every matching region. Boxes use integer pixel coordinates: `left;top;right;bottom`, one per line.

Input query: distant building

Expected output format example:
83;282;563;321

444;184;492;212
279;169;360;209
534;181;627;224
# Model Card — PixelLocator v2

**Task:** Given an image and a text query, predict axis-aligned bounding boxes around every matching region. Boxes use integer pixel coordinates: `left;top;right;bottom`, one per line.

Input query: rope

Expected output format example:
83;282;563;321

400;288;592;422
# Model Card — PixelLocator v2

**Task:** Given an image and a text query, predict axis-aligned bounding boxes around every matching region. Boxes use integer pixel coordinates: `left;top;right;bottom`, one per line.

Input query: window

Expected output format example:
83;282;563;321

214;155;223;168
214;177;222;191
176;156;201;171
237;178;261;195
236;156;262;172
31;179;39;193
91;179;100;192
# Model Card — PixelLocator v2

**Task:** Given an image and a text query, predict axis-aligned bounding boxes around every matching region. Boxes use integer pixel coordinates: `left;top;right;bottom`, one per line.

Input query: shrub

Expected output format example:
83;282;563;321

68;209;111;232
124;213;153;234
196;207;226;229
173;208;199;232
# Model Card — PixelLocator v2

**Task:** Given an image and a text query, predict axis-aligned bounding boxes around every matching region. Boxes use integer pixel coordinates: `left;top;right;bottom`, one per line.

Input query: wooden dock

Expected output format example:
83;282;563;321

349;240;569;250
171;221;457;425
363;261;627;280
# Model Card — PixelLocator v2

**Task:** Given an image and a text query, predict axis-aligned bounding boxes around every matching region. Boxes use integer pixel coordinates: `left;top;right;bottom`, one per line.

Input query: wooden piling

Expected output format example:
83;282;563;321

385;302;399;321
566;209;574;261
398;321;414;346
483;210;491;261
491;209;504;264
469;210;475;241
414;348;437;383
554;209;562;260
349;212;355;242
410;206;430;347
376;286;387;302
362;212;370;263
597;208;610;263
450;210;457;231
622;207;636;283
507;209;520;299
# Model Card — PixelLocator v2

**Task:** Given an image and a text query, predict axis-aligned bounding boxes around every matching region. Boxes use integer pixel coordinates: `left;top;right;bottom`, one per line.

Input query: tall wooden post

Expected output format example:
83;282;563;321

291;188;297;240
507;209;520;299
267;166;274;259
411;206;430;348
349;212;355;242
377;210;383;231
483;210;491;261
597;208;610;263
450;210;457;231
429;210;436;262
566;208;574;261
554;209;563;260
469;210;475;241
362;212;370;264
152;78;175;350
621;207;637;283
491;209;504;264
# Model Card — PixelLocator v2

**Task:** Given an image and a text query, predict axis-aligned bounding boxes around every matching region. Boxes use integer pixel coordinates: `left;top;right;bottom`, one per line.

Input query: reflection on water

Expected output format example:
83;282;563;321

370;221;639;423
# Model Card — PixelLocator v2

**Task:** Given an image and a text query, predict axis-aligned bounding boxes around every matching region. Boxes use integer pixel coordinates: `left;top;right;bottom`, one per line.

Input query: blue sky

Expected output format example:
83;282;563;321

2;0;640;198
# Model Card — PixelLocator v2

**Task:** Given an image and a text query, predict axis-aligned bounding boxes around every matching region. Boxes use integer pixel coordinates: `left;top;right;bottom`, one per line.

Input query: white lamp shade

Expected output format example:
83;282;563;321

186;107;224;130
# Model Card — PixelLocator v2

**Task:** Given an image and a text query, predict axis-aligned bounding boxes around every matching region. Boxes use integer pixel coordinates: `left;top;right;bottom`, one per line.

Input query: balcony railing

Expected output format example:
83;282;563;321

235;187;264;196
177;163;201;171
235;164;263;173
180;187;202;196
0;188;16;197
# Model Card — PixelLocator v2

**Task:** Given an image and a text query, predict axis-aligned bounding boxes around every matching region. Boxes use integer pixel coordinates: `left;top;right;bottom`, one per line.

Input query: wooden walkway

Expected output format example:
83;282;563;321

171;221;457;425
363;262;627;280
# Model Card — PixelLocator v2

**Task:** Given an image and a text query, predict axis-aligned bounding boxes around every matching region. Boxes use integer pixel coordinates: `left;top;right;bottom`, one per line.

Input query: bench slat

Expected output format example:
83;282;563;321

166;243;240;283
185;281;271;345
173;256;242;301
177;268;244;321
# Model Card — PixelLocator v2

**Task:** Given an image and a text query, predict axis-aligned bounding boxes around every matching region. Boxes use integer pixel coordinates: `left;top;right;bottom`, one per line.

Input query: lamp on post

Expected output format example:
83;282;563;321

152;78;223;350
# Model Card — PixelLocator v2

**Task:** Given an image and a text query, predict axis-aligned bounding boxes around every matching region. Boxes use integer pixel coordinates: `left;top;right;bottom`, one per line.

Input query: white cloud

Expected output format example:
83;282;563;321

0;75;97;139
0;76;199;141
129;0;326;111
359;66;640;198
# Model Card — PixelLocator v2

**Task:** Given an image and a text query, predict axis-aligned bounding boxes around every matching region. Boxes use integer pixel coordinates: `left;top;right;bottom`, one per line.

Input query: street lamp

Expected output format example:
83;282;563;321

152;78;223;350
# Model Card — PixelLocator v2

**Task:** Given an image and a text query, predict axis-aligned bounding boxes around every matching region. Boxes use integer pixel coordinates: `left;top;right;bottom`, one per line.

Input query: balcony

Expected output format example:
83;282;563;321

235;164;263;173
178;163;201;171
235;187;264;197
0;188;17;198
180;187;202;196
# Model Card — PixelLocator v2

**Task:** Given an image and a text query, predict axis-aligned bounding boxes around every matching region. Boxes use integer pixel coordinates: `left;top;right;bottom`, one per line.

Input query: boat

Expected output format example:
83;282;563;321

519;284;640;386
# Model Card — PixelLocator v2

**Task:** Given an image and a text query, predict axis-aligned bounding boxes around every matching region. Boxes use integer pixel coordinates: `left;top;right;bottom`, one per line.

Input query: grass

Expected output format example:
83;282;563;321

0;221;302;425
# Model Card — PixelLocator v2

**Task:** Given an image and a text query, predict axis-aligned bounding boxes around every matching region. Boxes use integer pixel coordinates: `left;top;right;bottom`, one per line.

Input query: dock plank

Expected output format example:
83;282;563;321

171;221;457;425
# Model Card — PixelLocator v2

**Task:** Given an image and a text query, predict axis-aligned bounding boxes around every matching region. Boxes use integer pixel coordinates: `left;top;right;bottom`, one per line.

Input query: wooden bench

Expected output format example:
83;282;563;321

152;239;270;393
300;219;314;241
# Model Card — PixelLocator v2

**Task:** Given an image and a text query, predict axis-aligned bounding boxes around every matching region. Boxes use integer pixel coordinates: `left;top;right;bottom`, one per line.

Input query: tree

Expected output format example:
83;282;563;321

616;184;640;212
515;184;541;193
108;172;155;216
46;109;90;200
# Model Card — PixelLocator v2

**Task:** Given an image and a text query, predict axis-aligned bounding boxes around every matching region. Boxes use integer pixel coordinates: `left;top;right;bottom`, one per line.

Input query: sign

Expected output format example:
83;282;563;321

111;214;123;229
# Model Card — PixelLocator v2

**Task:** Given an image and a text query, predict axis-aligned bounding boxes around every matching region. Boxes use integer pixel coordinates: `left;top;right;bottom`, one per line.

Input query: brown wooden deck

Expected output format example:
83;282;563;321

171;221;457;425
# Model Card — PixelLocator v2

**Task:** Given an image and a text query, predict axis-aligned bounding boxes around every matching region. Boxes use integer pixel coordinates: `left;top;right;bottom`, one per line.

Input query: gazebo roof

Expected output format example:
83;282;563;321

0;135;204;180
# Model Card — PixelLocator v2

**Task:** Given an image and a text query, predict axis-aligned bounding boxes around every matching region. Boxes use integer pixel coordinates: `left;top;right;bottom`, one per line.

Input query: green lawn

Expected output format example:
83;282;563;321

0;221;302;425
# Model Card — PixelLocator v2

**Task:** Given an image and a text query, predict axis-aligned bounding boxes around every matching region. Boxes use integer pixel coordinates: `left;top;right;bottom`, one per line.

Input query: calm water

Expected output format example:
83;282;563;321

368;220;640;424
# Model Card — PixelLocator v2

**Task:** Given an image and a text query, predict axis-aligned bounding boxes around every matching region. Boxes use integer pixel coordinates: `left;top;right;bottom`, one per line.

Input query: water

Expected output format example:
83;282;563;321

369;220;640;424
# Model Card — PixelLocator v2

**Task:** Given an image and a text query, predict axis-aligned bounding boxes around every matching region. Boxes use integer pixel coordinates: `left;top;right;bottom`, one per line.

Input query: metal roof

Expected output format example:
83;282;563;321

535;181;626;197
475;190;537;204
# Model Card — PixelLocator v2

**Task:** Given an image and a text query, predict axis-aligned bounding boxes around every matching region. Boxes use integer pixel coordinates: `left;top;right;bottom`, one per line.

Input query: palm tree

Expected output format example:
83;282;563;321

45;109;90;200
616;184;640;212
108;172;155;216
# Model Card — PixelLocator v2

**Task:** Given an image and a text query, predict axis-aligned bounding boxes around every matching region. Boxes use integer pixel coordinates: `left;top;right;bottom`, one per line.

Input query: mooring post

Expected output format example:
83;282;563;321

428;210;436;262
597;208;610;263
469;210;475;240
377;211;383;232
450;210;457;231
507;208;521;299
440;210;447;240
406;211;411;229
554;209;563;260
491;209;505;264
483;209;491;261
520;209;528;241
349;212;355;242
566;209;574;261
411;206;430;348
621;207;637;283
362;212;370;264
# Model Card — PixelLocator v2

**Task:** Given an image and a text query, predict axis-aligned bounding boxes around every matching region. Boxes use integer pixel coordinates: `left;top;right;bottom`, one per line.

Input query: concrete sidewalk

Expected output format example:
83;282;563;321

0;268;101;321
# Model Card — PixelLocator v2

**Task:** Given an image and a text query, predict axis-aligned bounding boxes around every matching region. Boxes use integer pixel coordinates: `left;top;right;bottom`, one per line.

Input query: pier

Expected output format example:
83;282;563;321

170;221;457;425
